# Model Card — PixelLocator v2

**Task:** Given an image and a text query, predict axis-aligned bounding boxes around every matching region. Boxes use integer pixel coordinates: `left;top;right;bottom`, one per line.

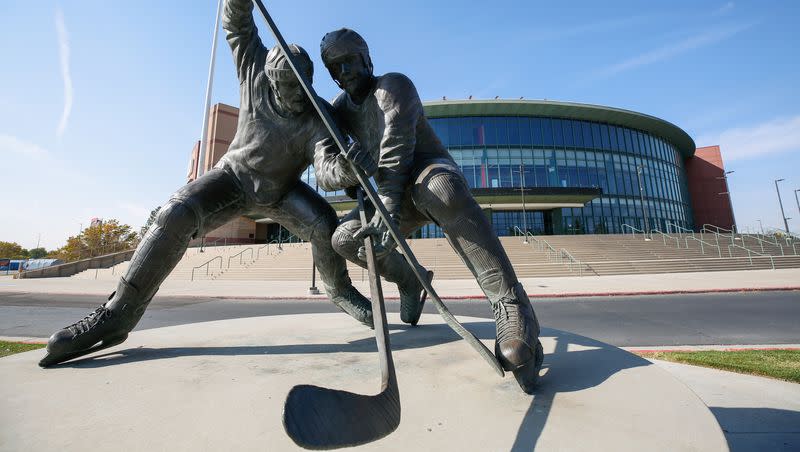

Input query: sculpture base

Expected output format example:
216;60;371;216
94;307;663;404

0;314;727;451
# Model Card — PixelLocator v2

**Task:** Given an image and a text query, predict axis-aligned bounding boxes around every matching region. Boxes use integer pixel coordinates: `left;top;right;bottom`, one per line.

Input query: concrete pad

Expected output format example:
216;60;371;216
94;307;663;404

0;314;727;451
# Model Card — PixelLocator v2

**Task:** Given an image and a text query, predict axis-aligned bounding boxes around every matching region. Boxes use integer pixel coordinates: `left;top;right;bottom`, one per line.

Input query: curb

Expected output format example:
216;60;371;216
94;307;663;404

625;344;800;353
1;286;798;301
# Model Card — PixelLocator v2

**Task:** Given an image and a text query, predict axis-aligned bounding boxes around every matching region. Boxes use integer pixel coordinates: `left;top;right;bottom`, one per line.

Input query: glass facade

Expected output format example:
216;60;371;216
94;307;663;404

301;114;694;236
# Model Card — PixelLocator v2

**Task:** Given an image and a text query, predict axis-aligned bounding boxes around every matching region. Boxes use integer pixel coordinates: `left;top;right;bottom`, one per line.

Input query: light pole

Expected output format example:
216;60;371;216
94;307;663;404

636;165;651;240
195;0;224;179
309;181;320;295
757;219;764;235
716;170;736;232
794;189;800;221
775;178;790;234
512;163;528;243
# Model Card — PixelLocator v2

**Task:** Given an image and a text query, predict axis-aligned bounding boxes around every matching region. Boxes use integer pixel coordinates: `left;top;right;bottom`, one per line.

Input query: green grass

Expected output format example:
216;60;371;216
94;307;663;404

636;349;800;383
0;340;46;358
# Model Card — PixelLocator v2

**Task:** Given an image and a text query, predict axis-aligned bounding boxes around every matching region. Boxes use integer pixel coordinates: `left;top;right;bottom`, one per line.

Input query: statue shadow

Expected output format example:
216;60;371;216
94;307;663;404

511;329;653;451
710;407;800;452
46;320;653;451
48;320;496;369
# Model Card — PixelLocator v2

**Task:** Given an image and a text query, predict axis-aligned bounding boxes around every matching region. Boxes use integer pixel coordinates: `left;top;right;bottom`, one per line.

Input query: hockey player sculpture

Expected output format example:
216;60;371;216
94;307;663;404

315;28;545;394
38;0;374;367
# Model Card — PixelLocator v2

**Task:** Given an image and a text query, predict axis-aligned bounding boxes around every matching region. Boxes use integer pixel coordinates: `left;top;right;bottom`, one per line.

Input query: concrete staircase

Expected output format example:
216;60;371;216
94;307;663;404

70;232;800;282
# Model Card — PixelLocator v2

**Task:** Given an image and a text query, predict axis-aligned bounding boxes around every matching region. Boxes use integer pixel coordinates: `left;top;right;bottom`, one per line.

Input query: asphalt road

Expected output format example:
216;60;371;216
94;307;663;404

1;290;798;347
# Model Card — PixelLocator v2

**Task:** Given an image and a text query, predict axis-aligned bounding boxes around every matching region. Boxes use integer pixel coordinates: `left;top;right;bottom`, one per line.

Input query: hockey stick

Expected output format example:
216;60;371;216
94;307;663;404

253;0;504;378
282;188;400;449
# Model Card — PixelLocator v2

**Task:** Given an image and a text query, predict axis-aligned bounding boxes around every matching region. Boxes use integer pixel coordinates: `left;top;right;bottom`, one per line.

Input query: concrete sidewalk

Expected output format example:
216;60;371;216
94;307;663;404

0;268;798;299
650;359;800;452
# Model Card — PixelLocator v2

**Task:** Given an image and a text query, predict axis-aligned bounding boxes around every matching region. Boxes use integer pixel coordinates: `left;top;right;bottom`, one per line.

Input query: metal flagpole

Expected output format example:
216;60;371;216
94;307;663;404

195;0;224;180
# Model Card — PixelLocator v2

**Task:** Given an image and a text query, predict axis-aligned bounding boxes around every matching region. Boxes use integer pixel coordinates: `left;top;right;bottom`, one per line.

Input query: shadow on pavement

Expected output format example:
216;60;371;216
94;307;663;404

711;407;800;452
43;321;497;368
511;330;652;451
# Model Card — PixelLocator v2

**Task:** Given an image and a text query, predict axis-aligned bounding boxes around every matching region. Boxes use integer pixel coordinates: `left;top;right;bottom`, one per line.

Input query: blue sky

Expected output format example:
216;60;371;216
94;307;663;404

1;0;799;249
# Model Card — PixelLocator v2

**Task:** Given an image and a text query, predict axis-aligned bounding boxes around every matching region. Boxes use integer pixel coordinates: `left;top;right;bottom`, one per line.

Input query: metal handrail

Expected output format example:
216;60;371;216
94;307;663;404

256;240;282;259
685;236;722;257
728;243;775;270
559;248;584;276
542;240;559;262
703;224;734;235
666;222;695;239
512;226;540;248
739;233;785;255
651;229;680;248
227;247;254;268
191;255;222;281
621;224;646;239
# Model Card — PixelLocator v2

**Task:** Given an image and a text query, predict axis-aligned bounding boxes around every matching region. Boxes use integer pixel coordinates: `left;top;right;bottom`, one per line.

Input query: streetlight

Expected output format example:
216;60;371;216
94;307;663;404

794;189;800;221
309;181;320;295
636;165;651;240
716;170;736;232
775;179;790;234
757;219;764;235
512;163;528;243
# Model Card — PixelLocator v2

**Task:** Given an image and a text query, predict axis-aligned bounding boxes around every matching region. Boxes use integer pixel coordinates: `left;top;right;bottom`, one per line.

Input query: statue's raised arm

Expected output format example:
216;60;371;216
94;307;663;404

223;0;267;82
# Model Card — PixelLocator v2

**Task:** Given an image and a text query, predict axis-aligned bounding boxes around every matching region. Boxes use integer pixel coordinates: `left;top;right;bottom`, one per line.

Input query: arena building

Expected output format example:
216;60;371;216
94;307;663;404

187;99;735;243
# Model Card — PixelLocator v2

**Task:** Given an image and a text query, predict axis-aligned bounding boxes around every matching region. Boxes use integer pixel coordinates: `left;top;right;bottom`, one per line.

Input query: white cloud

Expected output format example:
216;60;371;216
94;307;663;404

55;8;73;139
713;2;735;16
591;23;753;79
697;115;800;161
0;134;50;159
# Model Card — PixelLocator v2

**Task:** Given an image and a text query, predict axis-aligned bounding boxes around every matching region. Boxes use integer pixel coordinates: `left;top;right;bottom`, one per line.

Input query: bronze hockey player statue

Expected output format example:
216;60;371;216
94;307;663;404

315;28;544;393
39;0;373;367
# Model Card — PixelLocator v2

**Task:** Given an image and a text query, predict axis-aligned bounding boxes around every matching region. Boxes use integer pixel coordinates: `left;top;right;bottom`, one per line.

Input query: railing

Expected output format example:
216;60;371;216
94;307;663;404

227;247;254;269
651;229;680;248
559;249;585;276
191;255;222;281
728;243;775;270
256;240;282;259
512;226;534;244
739;234;785;255
542;240;560;262
666;222;695;239
703;224;734;235
622;224;648;239
685;236;722;258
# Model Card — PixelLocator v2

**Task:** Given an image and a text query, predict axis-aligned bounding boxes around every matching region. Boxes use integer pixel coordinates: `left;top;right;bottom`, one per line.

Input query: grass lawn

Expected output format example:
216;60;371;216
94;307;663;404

0;340;46;358
635;349;800;384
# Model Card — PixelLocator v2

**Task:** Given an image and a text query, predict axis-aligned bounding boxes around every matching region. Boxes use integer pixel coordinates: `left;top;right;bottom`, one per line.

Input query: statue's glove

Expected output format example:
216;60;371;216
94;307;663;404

344;185;359;200
343;141;377;177
354;211;399;261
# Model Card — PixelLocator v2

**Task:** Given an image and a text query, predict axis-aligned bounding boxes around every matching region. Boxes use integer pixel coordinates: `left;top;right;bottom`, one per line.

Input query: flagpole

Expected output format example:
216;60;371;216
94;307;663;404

195;0;224;179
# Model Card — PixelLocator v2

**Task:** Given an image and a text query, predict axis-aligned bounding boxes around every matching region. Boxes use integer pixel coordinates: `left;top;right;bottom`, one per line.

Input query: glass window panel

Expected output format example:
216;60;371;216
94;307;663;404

508;117;521;145
519;118;532;145
563;120;575;147
541;119;554;146
583;121;594;149
552;119;564;146
607;125;617;150
530;118;543;145
600;124;616;150
447;119;460;148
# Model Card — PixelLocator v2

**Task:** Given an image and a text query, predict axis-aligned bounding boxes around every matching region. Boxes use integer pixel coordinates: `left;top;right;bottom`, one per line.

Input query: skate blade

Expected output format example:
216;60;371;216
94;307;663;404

38;334;128;368
512;341;544;394
409;270;434;326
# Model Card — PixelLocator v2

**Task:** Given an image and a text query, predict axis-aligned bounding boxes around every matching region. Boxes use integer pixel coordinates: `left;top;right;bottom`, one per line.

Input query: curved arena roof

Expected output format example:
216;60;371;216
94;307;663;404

423;99;696;158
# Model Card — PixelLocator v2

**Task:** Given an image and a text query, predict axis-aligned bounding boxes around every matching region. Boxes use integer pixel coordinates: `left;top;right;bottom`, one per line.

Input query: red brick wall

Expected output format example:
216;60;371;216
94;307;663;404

685;145;735;231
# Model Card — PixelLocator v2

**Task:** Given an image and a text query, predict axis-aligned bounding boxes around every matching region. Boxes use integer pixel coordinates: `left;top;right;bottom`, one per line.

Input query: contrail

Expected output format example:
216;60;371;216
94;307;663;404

55;8;72;139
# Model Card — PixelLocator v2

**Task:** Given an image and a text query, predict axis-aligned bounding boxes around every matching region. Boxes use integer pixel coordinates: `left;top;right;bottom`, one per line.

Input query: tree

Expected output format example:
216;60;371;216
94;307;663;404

0;241;28;259
140;206;161;238
49;219;139;262
28;247;48;259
